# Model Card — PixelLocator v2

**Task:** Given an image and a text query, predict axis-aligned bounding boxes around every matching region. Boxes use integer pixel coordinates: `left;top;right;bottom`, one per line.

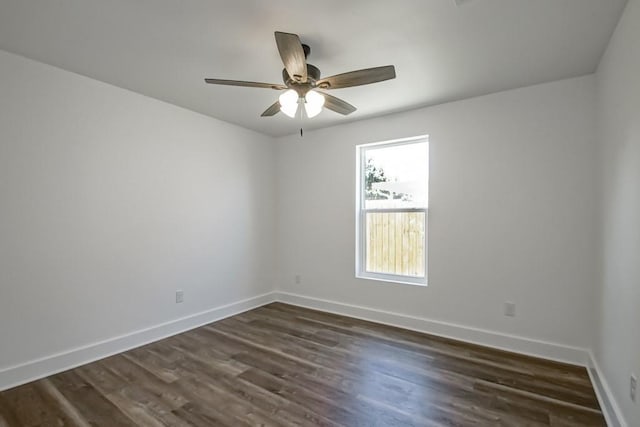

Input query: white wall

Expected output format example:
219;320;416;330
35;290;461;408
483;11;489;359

0;50;276;374
276;75;598;352
595;0;640;424
3;29;631;420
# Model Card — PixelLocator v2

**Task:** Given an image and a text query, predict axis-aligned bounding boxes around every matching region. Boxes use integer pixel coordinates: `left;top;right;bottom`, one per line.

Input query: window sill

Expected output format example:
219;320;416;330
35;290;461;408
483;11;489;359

356;272;428;287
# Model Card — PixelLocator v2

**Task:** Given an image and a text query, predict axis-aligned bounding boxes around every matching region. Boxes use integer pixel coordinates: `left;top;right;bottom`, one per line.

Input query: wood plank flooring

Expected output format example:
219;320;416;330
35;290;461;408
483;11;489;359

0;303;605;426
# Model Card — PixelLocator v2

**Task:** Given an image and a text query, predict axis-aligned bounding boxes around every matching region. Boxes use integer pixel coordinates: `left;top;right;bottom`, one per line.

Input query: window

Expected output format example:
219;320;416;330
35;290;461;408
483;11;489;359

356;136;429;285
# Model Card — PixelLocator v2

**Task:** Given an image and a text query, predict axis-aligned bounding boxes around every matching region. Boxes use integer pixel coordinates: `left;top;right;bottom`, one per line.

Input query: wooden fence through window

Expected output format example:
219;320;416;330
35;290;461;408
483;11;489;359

365;211;425;277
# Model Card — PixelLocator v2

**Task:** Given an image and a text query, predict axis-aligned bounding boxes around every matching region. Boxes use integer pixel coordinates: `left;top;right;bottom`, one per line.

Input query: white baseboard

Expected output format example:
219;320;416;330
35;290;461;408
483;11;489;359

0;292;277;392
587;352;628;427
3;289;622;427
274;291;590;366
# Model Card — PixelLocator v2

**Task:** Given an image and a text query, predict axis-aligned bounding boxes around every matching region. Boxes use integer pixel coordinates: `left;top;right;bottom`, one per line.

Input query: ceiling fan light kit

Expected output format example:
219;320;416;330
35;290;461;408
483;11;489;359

205;31;396;120
279;88;326;119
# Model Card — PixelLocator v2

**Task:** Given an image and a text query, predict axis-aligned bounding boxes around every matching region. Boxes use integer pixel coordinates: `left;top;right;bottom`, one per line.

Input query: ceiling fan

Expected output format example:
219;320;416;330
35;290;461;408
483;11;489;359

204;31;396;119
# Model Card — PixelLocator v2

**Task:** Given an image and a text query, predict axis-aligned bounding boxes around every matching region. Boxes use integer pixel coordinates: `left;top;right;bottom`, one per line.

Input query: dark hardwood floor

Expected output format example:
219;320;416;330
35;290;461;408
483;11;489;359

0;303;605;426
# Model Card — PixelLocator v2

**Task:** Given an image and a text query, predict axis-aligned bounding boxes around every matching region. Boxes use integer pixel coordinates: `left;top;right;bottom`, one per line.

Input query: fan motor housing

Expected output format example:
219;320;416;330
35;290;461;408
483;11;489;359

282;64;321;86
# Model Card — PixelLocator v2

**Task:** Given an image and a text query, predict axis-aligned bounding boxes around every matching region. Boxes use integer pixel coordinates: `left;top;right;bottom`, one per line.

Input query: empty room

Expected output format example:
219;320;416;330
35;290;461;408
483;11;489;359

0;0;638;426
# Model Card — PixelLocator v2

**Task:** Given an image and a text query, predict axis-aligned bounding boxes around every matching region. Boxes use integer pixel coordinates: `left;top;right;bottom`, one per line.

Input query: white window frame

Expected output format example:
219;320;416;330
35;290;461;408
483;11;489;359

355;135;429;286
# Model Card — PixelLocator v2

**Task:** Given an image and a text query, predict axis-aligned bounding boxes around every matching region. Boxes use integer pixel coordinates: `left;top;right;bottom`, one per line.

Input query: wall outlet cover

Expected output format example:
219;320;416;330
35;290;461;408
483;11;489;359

504;301;516;317
176;290;184;304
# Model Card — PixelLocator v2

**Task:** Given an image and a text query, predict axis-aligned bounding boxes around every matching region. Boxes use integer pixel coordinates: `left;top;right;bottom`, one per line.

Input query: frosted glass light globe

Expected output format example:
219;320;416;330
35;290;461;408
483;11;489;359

304;90;325;118
278;89;299;118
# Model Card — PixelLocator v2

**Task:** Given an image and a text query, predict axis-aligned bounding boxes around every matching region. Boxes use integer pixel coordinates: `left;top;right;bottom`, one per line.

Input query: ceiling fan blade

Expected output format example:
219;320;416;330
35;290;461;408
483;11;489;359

320;92;357;115
204;78;286;90
316;65;396;89
274;31;307;83
261;101;281;117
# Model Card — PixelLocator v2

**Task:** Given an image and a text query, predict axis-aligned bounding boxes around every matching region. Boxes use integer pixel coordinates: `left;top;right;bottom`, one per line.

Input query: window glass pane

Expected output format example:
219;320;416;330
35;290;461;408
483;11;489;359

364;142;428;209
365;211;426;277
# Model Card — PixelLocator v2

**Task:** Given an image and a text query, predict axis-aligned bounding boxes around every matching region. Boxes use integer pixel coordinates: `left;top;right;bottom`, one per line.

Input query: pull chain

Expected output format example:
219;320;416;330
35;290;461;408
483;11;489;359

299;98;304;138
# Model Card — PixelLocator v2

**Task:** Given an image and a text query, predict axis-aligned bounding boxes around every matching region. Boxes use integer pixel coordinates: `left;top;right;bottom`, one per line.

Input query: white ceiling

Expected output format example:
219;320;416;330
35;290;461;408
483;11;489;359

0;0;627;137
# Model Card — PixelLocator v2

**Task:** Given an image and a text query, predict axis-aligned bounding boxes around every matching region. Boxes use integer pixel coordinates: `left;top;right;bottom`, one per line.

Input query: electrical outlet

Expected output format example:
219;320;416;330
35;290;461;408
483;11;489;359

504;301;516;317
175;290;184;304
295;275;301;284
631;374;637;402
